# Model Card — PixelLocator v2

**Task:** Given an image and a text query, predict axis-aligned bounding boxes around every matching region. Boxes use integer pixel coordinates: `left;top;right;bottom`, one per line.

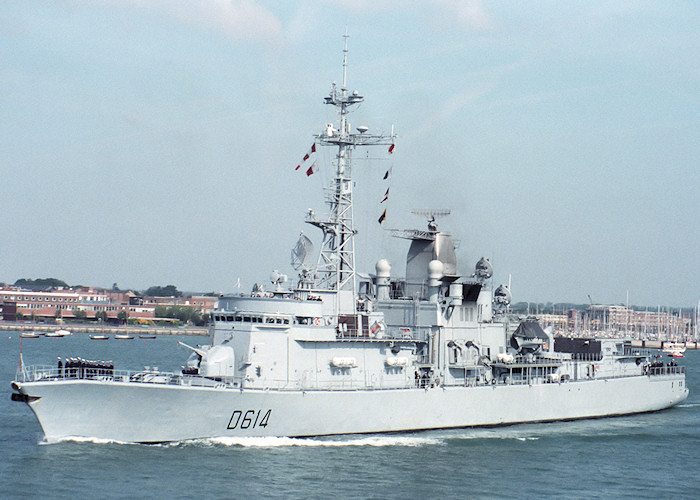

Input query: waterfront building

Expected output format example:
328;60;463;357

533;313;568;334
560;305;693;340
0;286;217;323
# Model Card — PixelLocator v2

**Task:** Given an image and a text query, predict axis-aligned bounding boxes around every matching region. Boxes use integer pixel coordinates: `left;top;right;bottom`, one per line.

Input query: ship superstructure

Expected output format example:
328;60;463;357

11;38;688;443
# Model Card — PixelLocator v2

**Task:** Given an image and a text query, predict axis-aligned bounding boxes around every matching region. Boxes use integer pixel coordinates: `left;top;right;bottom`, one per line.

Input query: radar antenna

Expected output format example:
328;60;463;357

411;209;451;232
291;232;314;271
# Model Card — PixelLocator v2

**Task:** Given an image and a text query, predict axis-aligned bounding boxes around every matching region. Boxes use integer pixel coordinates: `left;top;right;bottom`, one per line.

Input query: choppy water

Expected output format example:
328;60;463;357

2;331;698;499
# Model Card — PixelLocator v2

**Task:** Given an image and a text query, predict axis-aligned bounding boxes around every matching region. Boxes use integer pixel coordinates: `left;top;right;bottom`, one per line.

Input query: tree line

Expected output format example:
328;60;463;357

9;278;187;298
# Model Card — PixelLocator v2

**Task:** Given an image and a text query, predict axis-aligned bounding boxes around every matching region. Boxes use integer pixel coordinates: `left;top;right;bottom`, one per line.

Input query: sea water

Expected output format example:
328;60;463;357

2;330;698;499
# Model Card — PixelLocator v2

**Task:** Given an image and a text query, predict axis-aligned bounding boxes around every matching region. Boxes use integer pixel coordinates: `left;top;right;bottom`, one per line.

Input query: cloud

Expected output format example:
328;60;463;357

432;0;495;31
117;0;283;42
407;86;491;141
319;0;494;30
321;0;378;13
406;57;526;139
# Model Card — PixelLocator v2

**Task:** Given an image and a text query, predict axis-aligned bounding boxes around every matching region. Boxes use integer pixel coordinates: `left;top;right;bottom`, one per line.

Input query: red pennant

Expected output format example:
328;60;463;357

296;143;317;171
306;161;317;176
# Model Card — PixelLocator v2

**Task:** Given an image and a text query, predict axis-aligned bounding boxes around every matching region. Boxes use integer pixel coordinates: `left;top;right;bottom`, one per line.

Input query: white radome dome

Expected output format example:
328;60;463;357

428;260;444;279
375;259;391;277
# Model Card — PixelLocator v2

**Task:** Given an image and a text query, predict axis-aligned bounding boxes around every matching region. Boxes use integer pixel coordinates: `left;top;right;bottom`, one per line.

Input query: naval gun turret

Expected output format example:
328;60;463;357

178;342;236;379
474;257;493;281
493;284;512;314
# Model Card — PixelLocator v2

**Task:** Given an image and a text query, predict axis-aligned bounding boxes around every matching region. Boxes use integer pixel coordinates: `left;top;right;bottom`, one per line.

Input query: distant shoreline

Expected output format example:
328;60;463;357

0;321;208;336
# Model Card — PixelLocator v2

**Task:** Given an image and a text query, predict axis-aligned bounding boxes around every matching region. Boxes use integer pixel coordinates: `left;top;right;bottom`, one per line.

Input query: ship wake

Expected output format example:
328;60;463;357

41;436;136;446
185;435;444;448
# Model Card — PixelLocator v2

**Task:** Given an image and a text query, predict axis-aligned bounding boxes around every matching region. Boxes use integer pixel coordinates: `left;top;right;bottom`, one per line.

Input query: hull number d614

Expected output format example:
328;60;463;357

227;409;272;430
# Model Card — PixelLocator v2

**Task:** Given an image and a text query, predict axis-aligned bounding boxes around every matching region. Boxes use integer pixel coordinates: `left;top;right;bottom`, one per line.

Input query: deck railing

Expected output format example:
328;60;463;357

15;364;242;389
15;361;686;393
335;327;425;342
569;352;604;361
647;365;685;376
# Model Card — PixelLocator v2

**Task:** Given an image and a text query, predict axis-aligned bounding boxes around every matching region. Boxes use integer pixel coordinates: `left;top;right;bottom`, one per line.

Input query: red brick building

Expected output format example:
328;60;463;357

0;287;217;323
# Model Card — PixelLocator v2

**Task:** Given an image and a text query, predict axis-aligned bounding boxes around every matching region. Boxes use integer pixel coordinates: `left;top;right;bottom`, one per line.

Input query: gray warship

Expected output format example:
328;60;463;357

11;39;688;443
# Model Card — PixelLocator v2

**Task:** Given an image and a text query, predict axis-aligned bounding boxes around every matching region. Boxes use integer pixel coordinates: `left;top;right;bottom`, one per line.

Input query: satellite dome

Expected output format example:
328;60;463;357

428;260;444;280
356;125;369;133
375;259;391;277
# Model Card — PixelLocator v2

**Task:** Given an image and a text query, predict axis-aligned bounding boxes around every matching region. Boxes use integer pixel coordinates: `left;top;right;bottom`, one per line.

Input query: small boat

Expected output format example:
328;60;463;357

90;335;109;340
114;334;134;340
663;342;686;358
46;329;71;338
139;334;156;339
20;332;41;338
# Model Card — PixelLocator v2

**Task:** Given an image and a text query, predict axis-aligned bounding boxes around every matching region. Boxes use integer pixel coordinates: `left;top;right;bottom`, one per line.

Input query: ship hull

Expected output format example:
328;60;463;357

14;374;688;443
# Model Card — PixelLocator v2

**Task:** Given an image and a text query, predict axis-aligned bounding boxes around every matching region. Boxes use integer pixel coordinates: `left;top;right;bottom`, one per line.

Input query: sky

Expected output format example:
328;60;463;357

1;1;698;307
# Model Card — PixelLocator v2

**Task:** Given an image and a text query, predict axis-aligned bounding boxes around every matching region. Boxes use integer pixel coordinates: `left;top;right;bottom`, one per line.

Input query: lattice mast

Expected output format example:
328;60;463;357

307;33;395;298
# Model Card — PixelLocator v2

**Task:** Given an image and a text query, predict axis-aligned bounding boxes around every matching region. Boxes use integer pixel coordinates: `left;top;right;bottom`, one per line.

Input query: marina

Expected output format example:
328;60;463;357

1;322;207;337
